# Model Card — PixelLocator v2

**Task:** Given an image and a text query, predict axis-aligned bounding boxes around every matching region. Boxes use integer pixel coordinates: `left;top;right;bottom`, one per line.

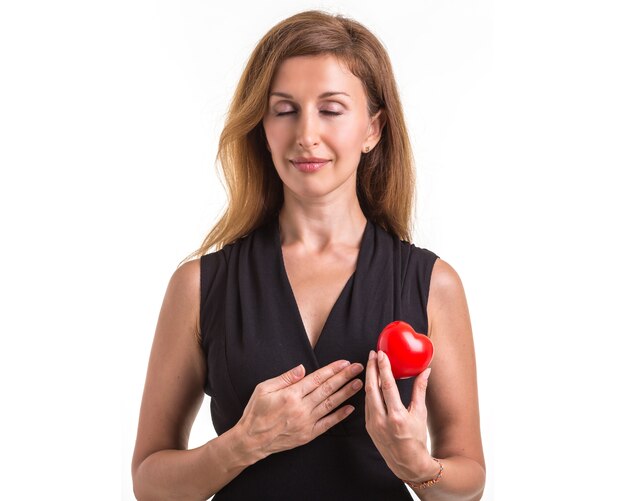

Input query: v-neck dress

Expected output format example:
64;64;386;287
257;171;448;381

200;213;440;500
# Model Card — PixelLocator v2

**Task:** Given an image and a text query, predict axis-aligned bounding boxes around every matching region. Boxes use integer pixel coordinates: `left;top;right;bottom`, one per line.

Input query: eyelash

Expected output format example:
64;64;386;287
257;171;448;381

275;111;342;117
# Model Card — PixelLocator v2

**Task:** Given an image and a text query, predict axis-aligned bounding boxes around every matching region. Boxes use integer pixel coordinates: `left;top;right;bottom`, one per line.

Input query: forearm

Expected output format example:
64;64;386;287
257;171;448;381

133;424;263;501
406;456;486;501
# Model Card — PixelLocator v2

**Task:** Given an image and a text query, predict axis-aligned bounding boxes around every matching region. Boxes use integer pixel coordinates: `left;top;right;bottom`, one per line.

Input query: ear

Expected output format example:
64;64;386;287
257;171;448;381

364;109;386;152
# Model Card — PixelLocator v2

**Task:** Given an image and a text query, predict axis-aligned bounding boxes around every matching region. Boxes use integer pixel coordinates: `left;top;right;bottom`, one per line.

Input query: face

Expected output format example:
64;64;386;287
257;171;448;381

262;54;382;199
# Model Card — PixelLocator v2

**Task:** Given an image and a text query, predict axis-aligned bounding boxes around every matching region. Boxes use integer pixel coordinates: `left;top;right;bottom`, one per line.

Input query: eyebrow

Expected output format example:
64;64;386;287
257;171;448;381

269;91;351;100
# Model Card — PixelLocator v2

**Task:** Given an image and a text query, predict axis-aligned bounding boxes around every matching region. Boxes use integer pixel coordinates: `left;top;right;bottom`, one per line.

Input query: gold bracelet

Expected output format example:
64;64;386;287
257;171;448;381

402;457;444;490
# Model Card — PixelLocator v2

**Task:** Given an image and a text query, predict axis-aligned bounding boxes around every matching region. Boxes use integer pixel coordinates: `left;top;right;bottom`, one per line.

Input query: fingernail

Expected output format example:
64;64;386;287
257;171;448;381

378;351;384;362
424;368;432;381
339;360;350;369
368;350;375;360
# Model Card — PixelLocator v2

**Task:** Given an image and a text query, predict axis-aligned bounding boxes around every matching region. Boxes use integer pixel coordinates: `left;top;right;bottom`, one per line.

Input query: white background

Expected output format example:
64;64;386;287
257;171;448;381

1;1;624;499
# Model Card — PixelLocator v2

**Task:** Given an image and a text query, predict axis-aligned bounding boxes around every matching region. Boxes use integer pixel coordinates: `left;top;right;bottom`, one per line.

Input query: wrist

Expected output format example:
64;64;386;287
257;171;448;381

419;456;443;483
402;456;444;487
230;423;267;467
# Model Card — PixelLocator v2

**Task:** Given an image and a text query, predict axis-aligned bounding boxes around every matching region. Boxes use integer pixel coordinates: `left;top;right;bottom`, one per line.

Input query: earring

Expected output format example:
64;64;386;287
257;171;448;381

364;146;370;153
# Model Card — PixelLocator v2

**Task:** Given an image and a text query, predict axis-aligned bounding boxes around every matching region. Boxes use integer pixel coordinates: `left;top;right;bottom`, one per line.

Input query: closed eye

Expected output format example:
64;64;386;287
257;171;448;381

276;111;342;117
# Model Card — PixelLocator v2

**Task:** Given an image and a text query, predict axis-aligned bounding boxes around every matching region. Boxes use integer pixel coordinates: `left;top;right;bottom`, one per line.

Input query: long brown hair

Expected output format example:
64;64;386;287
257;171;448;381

179;9;418;267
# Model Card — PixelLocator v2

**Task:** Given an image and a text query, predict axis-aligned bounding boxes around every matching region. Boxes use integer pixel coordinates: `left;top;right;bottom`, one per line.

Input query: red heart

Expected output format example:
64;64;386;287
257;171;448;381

376;320;434;379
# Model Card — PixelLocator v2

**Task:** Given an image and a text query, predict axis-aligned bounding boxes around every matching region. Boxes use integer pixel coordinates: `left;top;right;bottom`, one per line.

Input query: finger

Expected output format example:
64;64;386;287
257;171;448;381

376;350;405;414
409;367;432;415
298;360;362;399
365;350;386;414
311;402;356;438
262;363;306;392
310;367;364;421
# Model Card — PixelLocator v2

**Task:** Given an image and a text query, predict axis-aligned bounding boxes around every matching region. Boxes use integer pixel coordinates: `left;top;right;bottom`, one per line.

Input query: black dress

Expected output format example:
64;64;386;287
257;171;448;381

200;213;440;500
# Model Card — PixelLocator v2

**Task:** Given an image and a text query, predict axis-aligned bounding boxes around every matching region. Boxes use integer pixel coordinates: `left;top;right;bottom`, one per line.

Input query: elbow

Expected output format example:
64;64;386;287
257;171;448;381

132;461;201;501
132;483;144;501
132;481;156;501
132;474;144;501
132;461;150;501
133;486;142;501
470;463;486;501
454;456;486;501
131;463;140;499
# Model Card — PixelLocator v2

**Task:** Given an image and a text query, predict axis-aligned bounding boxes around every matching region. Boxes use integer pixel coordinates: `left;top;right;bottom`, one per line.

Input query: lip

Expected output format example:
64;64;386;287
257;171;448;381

290;159;330;173
292;157;330;163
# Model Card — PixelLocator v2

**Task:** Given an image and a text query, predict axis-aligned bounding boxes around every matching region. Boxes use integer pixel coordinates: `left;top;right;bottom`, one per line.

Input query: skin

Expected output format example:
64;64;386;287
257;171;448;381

262;53;383;256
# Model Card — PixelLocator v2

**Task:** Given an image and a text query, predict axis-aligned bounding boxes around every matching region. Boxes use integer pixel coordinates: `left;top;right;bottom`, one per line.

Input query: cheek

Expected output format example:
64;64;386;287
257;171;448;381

264;122;291;149
329;122;365;150
328;128;365;161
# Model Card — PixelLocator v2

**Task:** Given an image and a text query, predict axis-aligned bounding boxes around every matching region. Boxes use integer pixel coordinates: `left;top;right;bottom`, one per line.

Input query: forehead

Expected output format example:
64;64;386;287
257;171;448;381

269;54;364;100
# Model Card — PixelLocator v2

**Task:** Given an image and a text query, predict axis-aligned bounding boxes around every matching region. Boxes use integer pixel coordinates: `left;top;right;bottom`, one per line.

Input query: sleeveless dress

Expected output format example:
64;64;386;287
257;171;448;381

200;213;440;500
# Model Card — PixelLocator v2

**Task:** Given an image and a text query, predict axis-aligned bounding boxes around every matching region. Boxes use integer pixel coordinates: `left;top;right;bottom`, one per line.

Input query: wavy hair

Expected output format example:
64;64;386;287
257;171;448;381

179;9;418;267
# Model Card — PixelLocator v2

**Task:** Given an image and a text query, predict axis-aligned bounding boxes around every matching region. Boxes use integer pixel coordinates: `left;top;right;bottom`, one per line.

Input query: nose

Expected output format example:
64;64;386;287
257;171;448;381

295;108;320;149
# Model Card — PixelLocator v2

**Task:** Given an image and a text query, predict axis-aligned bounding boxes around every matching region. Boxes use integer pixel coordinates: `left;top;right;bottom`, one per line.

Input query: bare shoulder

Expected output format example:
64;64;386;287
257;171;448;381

427;257;465;335
171;257;201;287
425;258;486;472
131;258;205;479
168;258;202;340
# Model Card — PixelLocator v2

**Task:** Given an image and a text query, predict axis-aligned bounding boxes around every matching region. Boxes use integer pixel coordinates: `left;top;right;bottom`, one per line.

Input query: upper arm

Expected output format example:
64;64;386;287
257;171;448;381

131;258;207;480
425;258;485;472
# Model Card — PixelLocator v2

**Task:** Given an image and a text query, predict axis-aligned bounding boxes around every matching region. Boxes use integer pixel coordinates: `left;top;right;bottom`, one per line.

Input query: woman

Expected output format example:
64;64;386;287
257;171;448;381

132;10;485;500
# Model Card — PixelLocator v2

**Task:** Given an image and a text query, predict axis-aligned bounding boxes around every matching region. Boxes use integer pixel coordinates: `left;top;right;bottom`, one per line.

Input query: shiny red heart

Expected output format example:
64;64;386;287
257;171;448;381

376;320;434;379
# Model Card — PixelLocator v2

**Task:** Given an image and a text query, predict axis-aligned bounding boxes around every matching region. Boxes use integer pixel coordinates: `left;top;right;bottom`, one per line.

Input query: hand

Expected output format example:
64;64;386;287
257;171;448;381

364;350;435;483
237;360;364;460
